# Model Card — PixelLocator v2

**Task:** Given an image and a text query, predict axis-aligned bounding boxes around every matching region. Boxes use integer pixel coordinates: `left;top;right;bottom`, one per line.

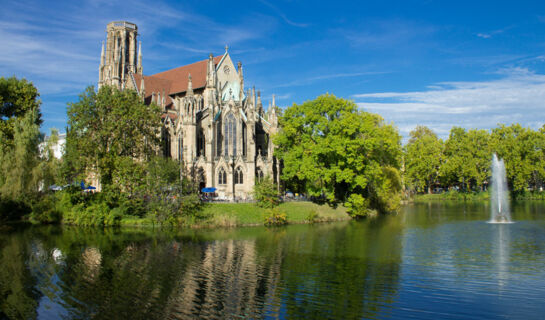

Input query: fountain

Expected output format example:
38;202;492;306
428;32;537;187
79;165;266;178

489;154;512;223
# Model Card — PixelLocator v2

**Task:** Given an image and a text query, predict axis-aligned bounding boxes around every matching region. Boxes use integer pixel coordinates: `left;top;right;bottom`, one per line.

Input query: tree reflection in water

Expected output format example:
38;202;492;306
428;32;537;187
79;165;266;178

0;217;404;319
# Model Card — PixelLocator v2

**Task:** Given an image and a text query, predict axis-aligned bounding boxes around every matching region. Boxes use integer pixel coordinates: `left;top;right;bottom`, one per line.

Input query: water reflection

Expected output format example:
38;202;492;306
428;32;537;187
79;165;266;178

2;202;545;319
0;217;404;319
493;224;510;288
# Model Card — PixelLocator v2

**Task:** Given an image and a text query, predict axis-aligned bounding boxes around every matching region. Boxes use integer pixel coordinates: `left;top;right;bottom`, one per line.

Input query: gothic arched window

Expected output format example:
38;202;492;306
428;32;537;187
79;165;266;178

218;167;227;185
224;113;236;157
256;167;264;183
234;167;243;184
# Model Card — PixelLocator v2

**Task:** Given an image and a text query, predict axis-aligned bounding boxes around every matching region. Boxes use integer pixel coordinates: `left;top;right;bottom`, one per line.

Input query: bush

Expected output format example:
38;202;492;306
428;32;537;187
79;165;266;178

30;195;61;224
306;209;319;223
62;201;120;227
264;208;287;226
345;194;376;218
253;177;280;208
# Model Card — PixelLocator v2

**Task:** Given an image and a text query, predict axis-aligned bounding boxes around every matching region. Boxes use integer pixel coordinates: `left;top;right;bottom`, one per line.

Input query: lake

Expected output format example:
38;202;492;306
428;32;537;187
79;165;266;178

1;201;545;319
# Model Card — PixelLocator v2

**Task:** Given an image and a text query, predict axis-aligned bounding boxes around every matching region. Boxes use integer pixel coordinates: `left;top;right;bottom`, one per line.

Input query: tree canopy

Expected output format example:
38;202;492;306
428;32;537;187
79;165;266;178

65;85;161;187
404;125;443;194
404;124;545;194
274;94;402;217
0;77;43;201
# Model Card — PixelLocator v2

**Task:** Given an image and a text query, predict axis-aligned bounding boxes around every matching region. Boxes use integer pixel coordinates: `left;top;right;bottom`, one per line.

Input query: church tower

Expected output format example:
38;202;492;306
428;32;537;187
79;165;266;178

98;21;142;89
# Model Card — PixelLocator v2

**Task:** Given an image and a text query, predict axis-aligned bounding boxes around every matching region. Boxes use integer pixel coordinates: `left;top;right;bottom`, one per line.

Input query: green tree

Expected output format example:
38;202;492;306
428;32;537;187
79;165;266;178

274;94;402;217
404;125;443;194
0;76;42;143
65;85;161;187
441;127;491;191
491;124;545;192
0;98;41;200
253;176;280;208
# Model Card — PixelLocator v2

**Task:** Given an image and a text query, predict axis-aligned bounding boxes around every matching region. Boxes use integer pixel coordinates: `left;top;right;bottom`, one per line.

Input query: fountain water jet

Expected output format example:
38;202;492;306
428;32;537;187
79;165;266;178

489;154;512;223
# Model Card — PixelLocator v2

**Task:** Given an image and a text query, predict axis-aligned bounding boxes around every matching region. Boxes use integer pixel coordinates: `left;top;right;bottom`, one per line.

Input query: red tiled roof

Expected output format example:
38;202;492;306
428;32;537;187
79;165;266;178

133;55;224;102
133;73;173;107
151;55;223;94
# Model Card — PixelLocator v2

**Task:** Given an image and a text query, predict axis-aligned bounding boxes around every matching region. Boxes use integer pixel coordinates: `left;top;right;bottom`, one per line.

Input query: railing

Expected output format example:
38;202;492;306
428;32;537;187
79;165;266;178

111;21;137;30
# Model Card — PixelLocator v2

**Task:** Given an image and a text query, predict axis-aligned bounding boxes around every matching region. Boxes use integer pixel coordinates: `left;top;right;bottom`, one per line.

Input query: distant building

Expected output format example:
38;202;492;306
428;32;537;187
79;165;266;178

40;133;66;159
98;21;280;199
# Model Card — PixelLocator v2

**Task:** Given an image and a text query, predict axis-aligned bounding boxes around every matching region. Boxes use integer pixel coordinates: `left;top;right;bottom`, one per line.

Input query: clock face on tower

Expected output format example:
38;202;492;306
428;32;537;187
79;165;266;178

223;65;230;75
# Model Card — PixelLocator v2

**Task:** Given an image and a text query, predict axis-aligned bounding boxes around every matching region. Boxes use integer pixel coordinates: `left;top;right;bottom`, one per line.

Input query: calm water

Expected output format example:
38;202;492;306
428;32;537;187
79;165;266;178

1;202;545;319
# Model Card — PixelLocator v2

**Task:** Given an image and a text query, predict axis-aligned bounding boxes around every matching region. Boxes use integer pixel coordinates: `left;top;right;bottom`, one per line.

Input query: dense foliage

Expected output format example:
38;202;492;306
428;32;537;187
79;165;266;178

61;86;204;226
274;94;403;217
0;77;55;222
404;124;545;194
253;176;280;208
65;85;161;186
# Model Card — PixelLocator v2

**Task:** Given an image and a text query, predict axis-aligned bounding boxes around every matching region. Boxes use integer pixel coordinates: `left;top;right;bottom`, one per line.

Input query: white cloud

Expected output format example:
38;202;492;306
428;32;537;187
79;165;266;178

354;68;545;140
0;0;277;133
257;0;309;28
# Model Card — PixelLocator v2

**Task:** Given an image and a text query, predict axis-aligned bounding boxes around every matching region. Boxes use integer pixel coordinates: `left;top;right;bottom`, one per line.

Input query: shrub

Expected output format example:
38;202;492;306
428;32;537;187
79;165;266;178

264;208;287;226
306;209;319;223
30;195;61;224
345;194;373;218
62;202;120;227
253;177;280;208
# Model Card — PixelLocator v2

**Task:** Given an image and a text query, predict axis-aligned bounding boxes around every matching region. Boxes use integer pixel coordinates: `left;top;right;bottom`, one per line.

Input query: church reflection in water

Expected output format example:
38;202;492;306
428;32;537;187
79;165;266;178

0;218;404;319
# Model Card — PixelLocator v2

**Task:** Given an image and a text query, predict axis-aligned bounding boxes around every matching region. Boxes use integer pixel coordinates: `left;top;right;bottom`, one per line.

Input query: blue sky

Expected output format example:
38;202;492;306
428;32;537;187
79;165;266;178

2;0;545;140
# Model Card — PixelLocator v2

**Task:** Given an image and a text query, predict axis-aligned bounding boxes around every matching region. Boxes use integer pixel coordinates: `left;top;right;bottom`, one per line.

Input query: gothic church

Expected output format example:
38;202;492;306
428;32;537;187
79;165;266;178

98;21;280;199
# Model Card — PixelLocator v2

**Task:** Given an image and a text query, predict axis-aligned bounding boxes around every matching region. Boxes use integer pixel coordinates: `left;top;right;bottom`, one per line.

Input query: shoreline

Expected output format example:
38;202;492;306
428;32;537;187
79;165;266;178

119;201;352;229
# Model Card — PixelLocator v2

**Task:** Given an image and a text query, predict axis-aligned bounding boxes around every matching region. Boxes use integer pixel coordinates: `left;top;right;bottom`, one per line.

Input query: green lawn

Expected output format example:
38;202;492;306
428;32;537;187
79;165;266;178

121;201;350;228
201;201;350;227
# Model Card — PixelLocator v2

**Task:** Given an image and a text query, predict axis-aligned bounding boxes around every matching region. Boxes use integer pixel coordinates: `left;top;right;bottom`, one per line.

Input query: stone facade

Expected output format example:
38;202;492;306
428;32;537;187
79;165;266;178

98;21;280;200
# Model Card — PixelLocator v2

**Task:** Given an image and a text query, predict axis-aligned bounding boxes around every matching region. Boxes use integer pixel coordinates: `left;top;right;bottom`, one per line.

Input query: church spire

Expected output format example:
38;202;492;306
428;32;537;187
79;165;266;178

100;41;105;66
206;53;216;88
187;73;193;96
137;41;143;74
140;76;145;99
238;61;244;101
99;41;105;87
257;90;263;115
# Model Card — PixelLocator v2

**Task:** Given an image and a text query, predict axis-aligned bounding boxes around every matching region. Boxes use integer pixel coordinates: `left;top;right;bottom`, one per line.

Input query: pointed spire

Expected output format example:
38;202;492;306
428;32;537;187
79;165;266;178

238;61;244;101
252;86;256;108
137;41;143;74
206;53;216;88
162;89;166;108
140;76;145;98
225;44;229;53
100;41;105;66
257;90;262;107
187;73;193;96
272;94;276;107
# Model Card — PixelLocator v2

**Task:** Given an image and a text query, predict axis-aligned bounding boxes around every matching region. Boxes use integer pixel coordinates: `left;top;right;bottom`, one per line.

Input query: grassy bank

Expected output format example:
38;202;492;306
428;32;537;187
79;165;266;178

414;191;490;202
120;201;350;228
413;190;545;202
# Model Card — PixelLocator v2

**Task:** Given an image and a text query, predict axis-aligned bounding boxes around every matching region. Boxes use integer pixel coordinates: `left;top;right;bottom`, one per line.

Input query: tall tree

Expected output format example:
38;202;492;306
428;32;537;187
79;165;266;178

441;127;491;191
0;77;42;201
65;85;161;187
0;77;42;143
491;124;545;192
274;94;402;216
404;126;443;193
